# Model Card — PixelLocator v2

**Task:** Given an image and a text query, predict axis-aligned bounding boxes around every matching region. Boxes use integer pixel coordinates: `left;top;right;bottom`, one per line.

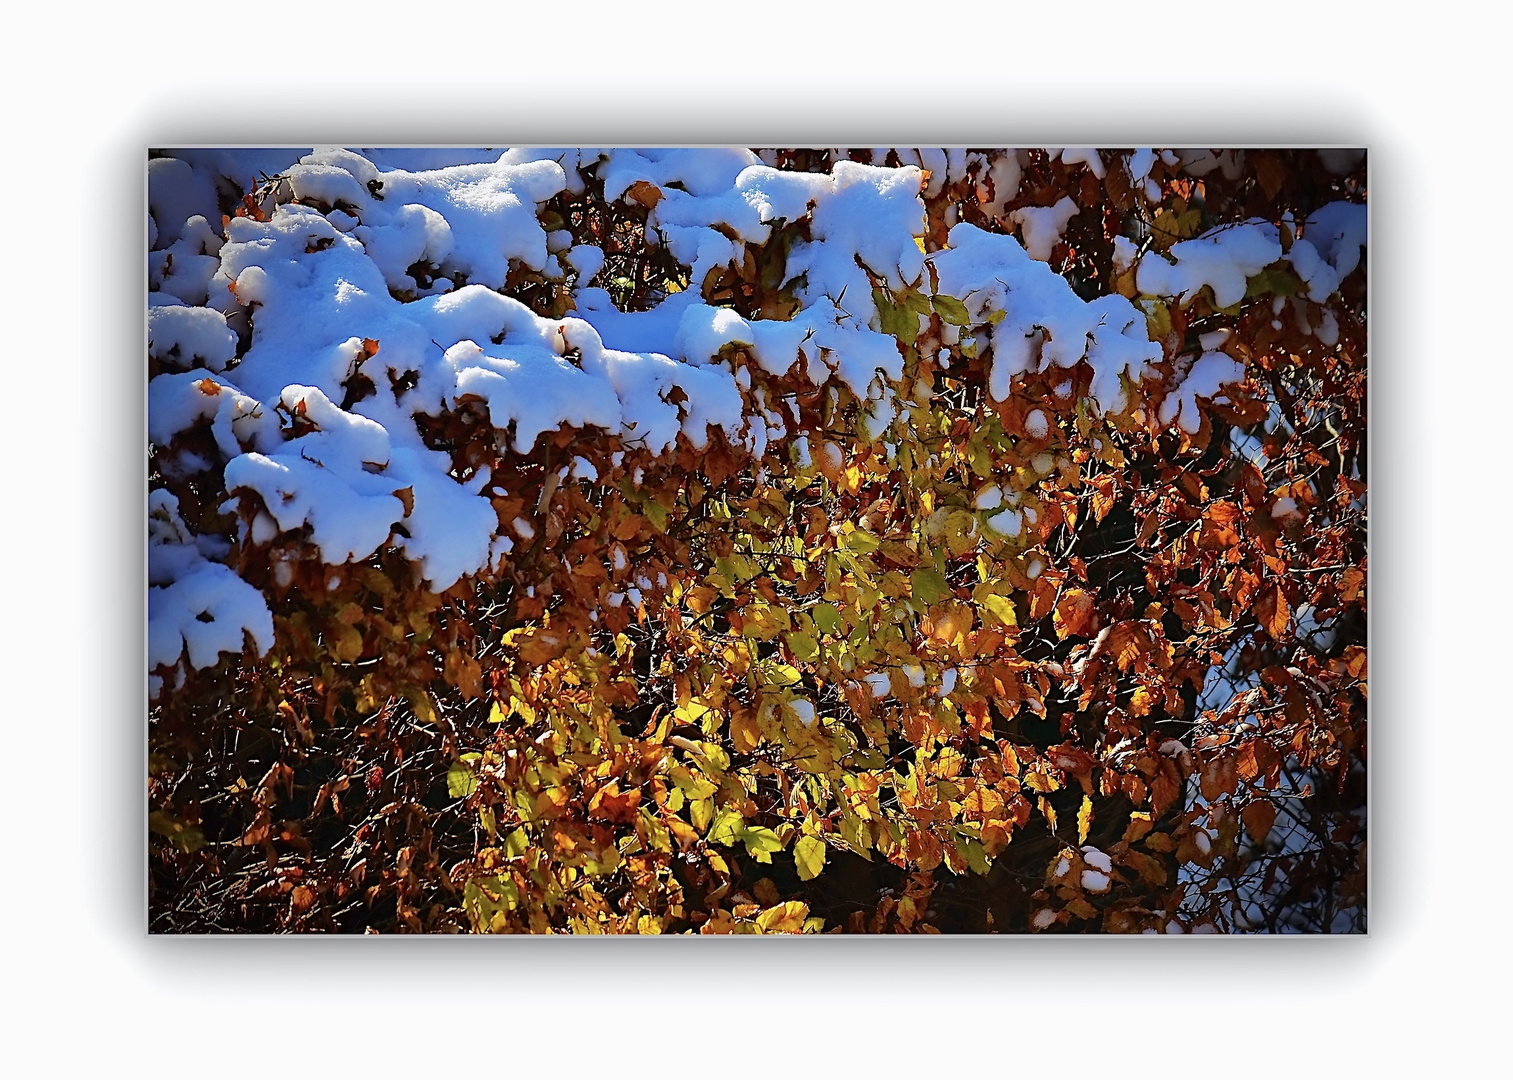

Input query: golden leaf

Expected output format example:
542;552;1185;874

755;900;809;934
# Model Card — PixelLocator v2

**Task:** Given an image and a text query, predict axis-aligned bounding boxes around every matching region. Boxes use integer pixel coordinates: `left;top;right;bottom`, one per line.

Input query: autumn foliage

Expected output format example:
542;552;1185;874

148;147;1366;934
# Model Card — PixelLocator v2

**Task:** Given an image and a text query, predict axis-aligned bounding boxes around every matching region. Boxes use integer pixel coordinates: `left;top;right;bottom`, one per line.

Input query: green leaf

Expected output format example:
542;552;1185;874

794;834;827;881
871;288;918;340
669;764;718;801
760;661;802;688
931;293;972;326
811;603;844;636
911;567;950;606
447;753;482;799
1139;297;1172;339
844;529;881;554
708;808;745;846
785;631;820;661
903;288;935;317
148;811;205;854
502;826;530;857
332;623;364;663
1245;266;1301;299
838;815;873;859
959;835;991;876
740;826;784;863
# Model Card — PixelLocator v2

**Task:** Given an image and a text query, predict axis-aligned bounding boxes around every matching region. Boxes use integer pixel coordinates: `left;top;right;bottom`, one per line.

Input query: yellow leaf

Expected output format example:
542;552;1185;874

1077;795;1093;845
1123;811;1154;844
981;593;1017;628
794;834;827;881
1039;796;1058;833
756;900;809;934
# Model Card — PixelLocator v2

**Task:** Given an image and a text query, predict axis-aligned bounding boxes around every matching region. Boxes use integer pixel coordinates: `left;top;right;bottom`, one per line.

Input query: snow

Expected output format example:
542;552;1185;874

981;152;1023;219
1010;196;1079;261
1032;908;1057;930
1056;148;1106;179
863;672;892;698
149;300;238;373
1158;351;1248;434
149;485;275;682
150;215;225;305
1285;201;1367;302
146;147;1362;690
1081;870;1111;892
565;244;605;283
1136;220;1283;309
973;484;1004;511
790;698;816;725
286;148;569;293
1081;846;1112;873
148;157;221;249
931;223;1162;411
673;304;755;364
149;561;275;672
987;508;1023;536
223;403;409;569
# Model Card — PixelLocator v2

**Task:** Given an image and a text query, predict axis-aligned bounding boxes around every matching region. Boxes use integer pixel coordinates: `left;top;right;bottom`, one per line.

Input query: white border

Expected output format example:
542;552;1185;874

8;0;1491;1070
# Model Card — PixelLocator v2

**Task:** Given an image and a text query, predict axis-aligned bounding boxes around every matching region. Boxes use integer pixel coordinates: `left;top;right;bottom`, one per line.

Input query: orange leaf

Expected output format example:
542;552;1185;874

1091;475;1117;523
684;585;718;615
625;180;663;209
588;782;641;824
1053;589;1097;639
1235;742;1260;783
613;514;643;541
1241;800;1277;843
1199;753;1238;802
730;706;760;753
1256;583;1290;641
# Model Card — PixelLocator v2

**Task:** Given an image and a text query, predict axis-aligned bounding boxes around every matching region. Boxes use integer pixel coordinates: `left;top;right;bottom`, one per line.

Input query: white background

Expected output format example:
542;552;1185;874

3;2;1496;1072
